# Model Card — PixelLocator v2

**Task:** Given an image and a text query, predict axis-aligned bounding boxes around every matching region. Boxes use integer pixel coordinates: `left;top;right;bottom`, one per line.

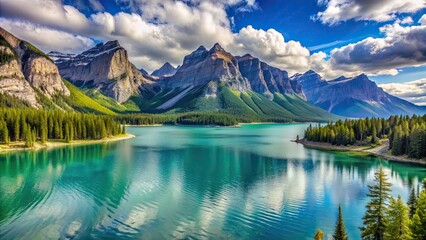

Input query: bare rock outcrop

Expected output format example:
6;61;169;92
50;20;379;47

0;27;69;107
52;41;153;103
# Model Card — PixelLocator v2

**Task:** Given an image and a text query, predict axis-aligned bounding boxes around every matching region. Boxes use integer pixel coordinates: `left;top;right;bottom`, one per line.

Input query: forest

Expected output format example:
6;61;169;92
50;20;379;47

0;108;124;147
304;114;426;159
314;167;426;240
116;112;249;126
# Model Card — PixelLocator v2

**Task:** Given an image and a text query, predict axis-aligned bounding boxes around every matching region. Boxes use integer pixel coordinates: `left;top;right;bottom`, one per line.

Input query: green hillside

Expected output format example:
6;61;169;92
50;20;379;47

138;83;338;122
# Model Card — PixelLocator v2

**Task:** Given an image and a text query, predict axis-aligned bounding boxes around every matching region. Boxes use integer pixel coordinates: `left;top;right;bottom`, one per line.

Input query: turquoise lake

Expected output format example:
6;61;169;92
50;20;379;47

0;124;425;239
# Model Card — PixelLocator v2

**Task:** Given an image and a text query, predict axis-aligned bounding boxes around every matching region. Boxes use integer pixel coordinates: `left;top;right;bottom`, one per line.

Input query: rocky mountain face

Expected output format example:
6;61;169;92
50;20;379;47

0;27;70;108
236;54;305;98
165;43;251;93
293;71;426;118
151;62;178;77
161;43;304;98
51;41;153;103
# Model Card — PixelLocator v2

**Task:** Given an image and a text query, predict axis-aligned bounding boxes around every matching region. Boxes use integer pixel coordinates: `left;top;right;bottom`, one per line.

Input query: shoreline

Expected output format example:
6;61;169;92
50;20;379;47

295;139;426;166
0;134;135;153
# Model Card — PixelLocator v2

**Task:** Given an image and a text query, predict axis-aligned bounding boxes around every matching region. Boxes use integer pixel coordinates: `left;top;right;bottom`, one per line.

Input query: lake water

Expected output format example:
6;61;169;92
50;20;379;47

0;124;425;240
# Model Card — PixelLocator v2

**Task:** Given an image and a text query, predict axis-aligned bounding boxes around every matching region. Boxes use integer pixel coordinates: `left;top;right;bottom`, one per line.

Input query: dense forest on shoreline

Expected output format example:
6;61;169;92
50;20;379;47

304;114;426;159
0;108;124;147
115;112;293;126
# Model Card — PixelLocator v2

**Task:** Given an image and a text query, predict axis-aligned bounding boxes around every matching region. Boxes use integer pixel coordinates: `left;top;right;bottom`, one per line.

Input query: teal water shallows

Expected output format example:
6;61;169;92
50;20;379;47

0;124;425;240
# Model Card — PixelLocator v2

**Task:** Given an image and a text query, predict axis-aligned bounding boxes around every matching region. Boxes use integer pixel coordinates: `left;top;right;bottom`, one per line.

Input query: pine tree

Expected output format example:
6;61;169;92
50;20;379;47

407;188;417;219
384;195;412;240
411;191;426;239
333;204;349;240
25;126;34;148
314;228;325;240
13;118;19;141
372;125;378;144
360;166;392;240
121;124;126;135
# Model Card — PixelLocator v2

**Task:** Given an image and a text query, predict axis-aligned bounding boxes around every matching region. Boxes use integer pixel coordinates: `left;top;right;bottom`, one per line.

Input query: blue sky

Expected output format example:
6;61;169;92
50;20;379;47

0;0;426;104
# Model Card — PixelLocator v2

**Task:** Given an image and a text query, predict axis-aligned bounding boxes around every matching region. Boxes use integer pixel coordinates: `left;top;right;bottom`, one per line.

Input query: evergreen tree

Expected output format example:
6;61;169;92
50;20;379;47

333;204;349;240
411;191;426;239
121;124;126;135
360;166;392;240
407;188;417;219
384;195;412;240
314;228;325;240
13;118;19;141
24;126;34;148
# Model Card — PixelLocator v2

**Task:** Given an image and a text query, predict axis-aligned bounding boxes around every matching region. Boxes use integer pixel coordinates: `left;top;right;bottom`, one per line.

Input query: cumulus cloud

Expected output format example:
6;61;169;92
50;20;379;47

324;23;426;77
0;0;90;33
419;14;426;25
315;0;425;25
230;25;311;74
379;79;426;105
0;18;94;54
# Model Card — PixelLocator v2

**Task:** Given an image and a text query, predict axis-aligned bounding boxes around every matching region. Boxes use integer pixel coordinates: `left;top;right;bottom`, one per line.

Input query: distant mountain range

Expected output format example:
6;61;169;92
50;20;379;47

0;27;424;120
292;70;426;118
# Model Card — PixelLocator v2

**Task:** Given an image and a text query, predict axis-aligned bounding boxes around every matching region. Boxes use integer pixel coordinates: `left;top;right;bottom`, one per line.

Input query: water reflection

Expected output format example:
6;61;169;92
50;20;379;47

0;125;425;240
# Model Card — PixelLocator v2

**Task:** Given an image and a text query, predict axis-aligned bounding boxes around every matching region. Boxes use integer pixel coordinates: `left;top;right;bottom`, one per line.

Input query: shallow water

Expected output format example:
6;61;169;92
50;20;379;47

0;124;425;239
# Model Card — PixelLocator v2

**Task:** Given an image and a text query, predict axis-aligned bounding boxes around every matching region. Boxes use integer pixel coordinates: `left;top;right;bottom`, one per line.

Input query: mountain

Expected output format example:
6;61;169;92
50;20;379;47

50;41;154;103
236;53;305;98
0;30;336;121
293;71;426;118
140;43;337;122
139;68;148;75
0;27;70;108
151;62;177;77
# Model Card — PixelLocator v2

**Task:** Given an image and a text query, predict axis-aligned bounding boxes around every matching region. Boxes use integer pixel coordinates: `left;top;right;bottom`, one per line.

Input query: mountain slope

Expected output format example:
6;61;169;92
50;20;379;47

139;83;337;122
0;27;70;108
293;71;426;118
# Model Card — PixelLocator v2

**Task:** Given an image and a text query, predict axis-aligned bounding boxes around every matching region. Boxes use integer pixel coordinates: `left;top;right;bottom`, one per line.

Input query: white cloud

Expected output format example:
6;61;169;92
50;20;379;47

419;14;426;25
0;18;94;54
230;25;311;75
401;16;414;24
379;79;426;105
0;0;90;33
315;0;425;25
324;23;426;77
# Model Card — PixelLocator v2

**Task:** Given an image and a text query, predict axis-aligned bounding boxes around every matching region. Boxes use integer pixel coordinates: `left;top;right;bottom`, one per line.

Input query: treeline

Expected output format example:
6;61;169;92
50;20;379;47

0;108;124;147
314;167;426;240
116;112;249;126
304;115;426;159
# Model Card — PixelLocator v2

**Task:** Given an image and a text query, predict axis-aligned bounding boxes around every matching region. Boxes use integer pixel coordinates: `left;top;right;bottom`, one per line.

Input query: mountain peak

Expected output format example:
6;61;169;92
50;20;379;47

196;45;207;52
304;70;318;75
152;61;177;77
209;43;225;52
103;40;120;49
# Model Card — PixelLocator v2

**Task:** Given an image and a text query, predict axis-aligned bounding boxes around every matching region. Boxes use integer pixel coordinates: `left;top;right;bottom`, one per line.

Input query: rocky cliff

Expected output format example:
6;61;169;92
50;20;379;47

0;27;70;108
51;41;154;103
162;43;304;98
236;54;305;98
166;43;251;92
293;71;426;117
